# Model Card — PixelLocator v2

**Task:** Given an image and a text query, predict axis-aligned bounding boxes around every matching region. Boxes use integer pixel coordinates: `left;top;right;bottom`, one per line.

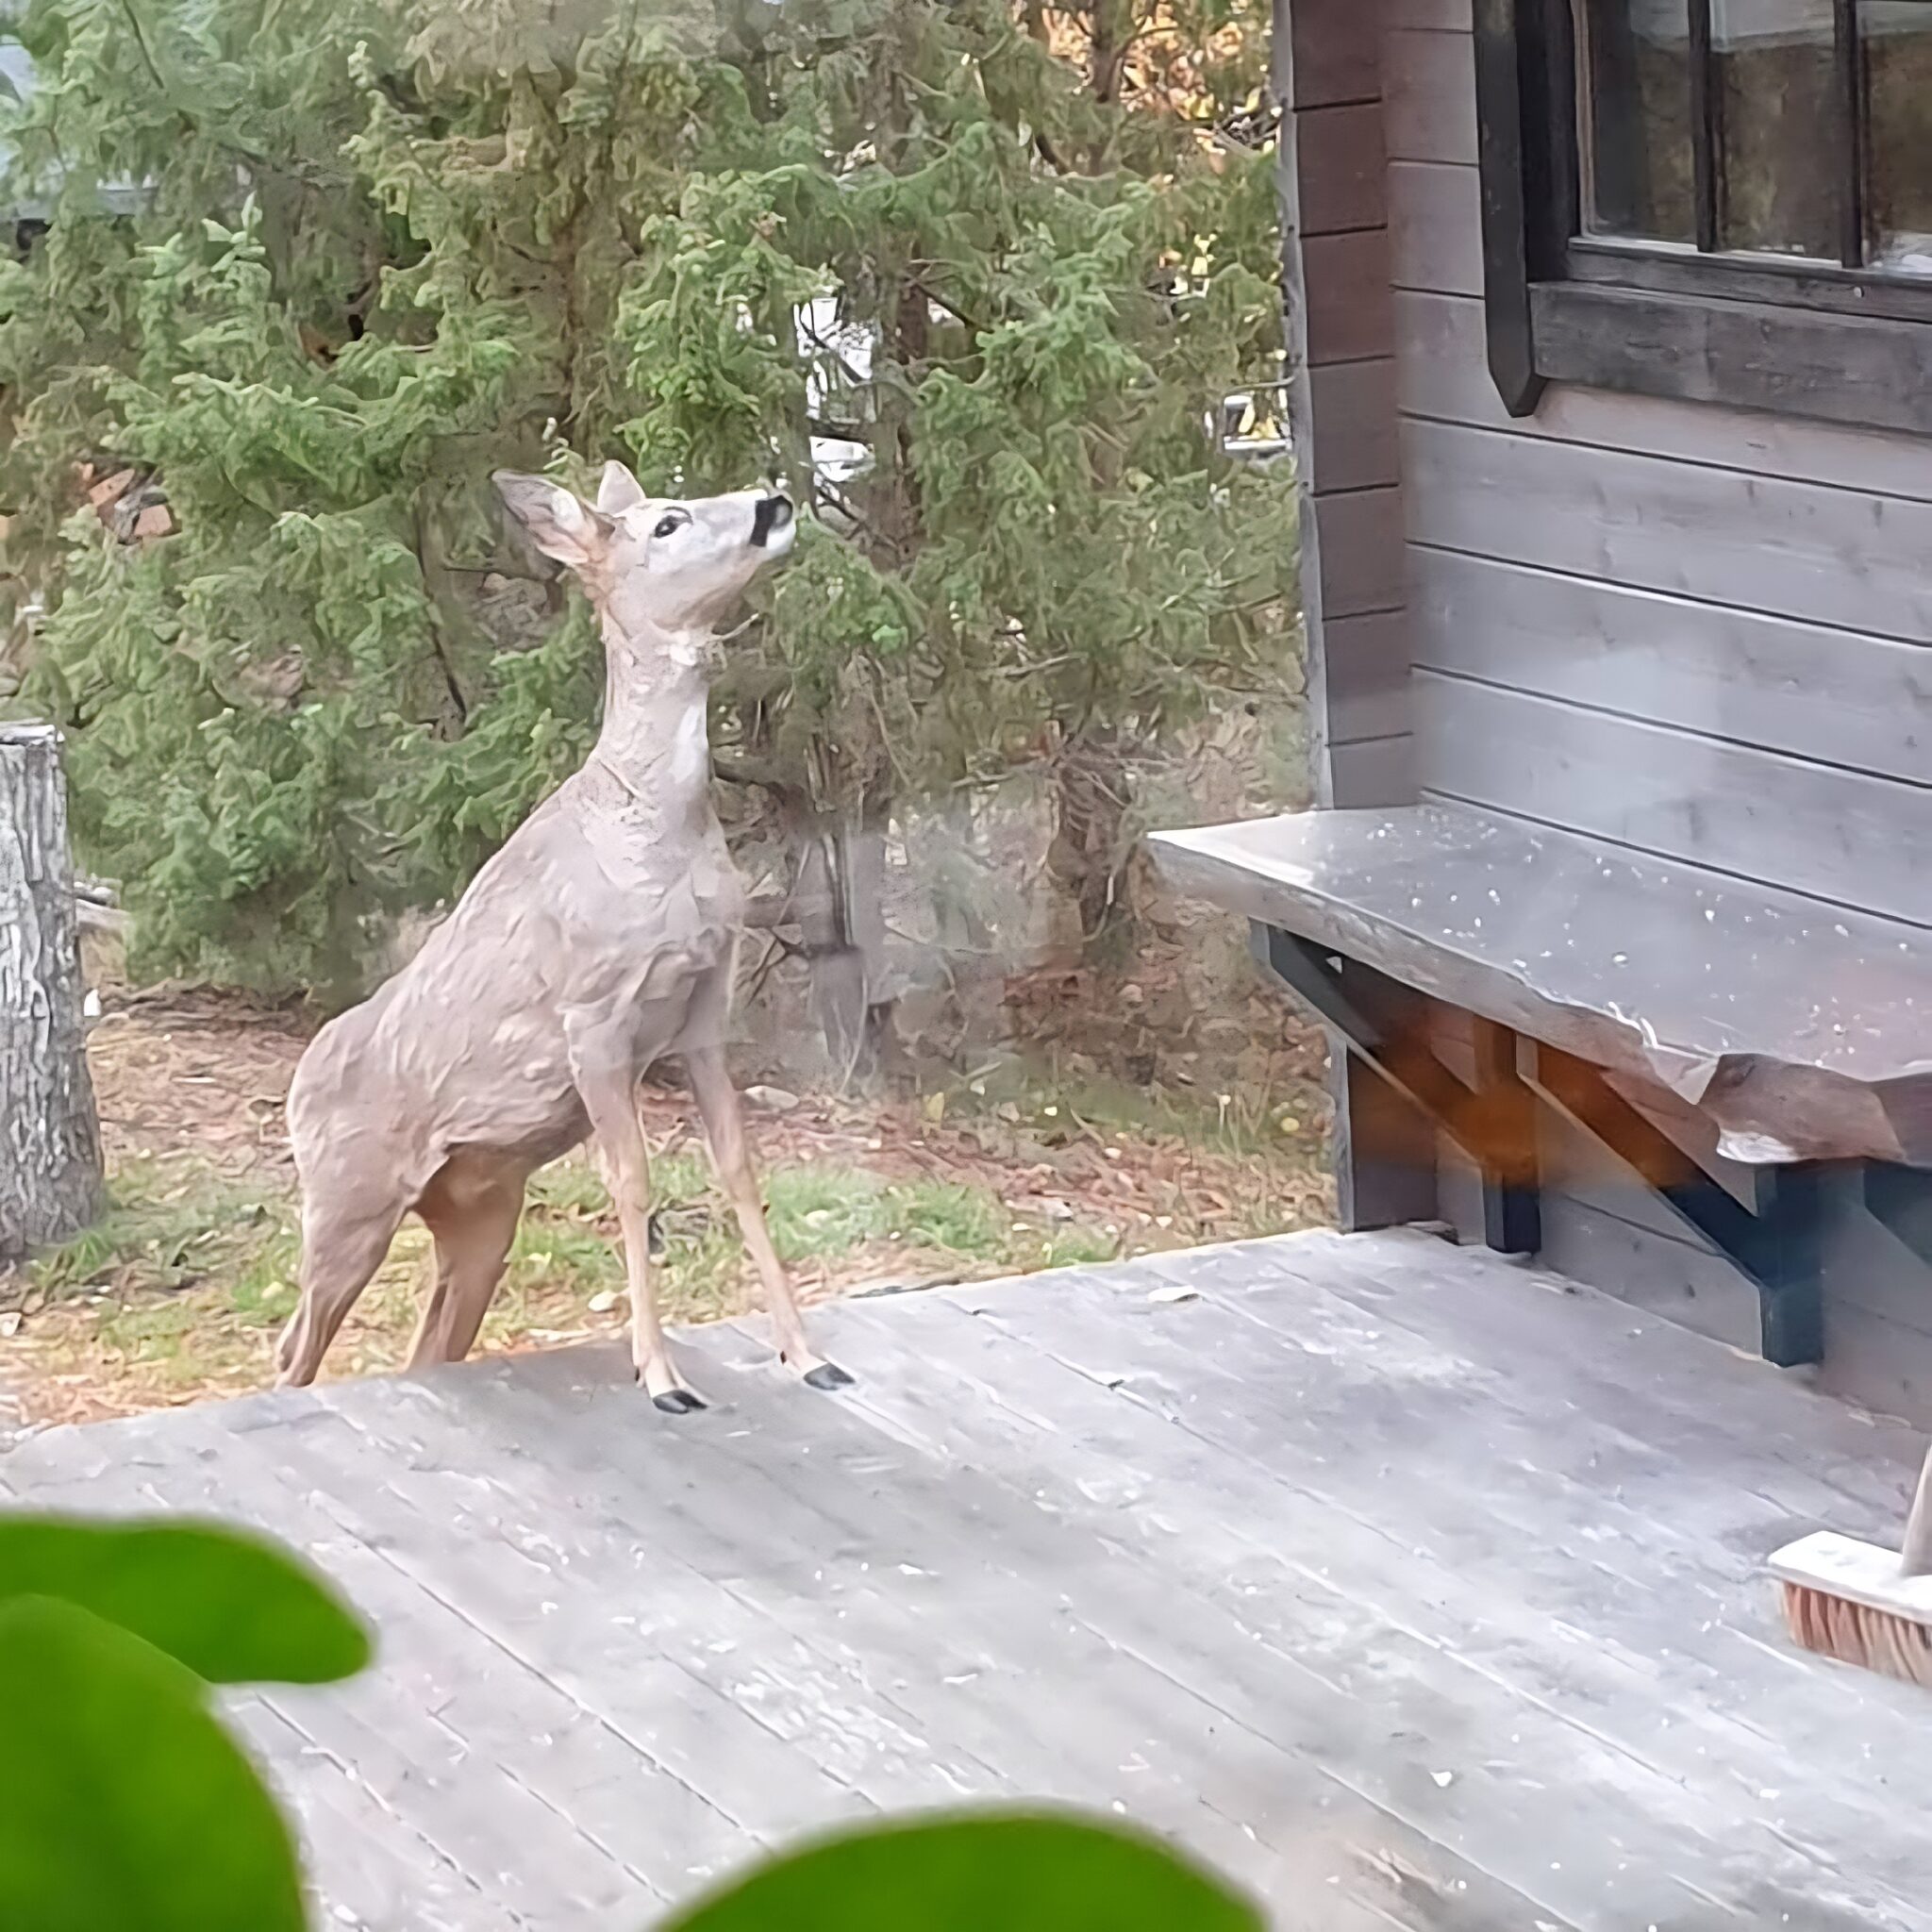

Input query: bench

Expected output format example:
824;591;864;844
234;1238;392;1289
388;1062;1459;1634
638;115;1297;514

1148;804;1932;1372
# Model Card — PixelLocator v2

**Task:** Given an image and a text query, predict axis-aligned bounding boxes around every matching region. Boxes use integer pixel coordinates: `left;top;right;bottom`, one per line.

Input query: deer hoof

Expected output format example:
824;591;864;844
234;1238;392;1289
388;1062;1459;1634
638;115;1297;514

651;1387;708;1414
803;1361;856;1391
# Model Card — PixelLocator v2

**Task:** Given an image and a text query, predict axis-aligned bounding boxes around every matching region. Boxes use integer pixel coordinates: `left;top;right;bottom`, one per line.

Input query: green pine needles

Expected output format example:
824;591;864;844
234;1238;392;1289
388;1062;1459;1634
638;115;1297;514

0;0;1292;996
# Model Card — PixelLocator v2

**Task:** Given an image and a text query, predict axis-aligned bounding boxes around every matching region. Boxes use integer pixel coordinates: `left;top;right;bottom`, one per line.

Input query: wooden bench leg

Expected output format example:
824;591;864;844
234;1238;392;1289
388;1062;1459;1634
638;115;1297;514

1248;925;1828;1368
1251;924;1541;1257
1473;1019;1541;1257
1733;1165;1828;1372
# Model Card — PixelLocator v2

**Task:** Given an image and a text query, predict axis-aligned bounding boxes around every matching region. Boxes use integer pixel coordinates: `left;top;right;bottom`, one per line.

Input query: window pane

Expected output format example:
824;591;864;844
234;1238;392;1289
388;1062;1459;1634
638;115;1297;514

1712;0;1839;258
1575;0;1697;243
1863;0;1932;273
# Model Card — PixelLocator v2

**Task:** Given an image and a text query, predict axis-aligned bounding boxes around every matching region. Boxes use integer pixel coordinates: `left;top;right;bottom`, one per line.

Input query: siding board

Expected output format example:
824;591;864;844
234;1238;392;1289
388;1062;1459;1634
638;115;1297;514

1287;0;1381;107
1305;230;1397;363
1395;290;1932;505
1328;733;1416;807
1323;609;1412;741
1384;29;1479;163
1316;487;1408;617
1819;1304;1932;1424
1383;0;1472;24
1309;359;1401;491
1415;676;1932;924
1405;417;1932;644
1537;1196;1765;1354
1297;103;1389;234
1410;549;1932;785
1389;161;1484;297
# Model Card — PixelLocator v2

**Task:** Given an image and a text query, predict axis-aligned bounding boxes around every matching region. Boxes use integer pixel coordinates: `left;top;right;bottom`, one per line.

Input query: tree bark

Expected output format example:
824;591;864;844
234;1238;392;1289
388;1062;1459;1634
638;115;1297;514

1;723;104;1264
1047;728;1132;941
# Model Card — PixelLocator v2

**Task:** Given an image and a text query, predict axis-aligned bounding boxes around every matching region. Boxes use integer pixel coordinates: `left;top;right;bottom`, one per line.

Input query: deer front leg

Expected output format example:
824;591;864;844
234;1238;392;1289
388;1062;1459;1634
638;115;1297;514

569;1029;704;1413
685;1043;853;1391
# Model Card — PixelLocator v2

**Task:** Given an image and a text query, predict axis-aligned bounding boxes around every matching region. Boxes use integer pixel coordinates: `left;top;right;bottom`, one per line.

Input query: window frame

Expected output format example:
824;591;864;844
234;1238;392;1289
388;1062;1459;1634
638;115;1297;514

1473;0;1932;435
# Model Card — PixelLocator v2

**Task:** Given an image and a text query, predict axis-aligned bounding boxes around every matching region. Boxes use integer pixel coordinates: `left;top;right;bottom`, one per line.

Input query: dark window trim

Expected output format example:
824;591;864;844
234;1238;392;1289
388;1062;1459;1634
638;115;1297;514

1567;240;1932;325
1473;0;1932;435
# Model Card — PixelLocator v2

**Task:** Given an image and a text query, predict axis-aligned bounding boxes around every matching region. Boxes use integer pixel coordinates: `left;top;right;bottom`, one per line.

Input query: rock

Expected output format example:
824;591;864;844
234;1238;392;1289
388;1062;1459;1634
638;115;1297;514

744;1084;801;1113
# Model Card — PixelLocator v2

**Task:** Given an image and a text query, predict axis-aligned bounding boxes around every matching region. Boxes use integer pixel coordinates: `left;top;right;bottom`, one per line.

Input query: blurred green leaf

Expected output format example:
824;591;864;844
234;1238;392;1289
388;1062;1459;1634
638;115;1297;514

0;1512;371;1684
0;1595;308;1932
661;1810;1263;1932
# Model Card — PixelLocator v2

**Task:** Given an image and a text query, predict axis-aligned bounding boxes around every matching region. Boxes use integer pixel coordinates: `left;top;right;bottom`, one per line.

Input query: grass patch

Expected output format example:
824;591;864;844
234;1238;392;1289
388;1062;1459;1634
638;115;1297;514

930;1061;1327;1164
20;1158;290;1306
507;1158;1040;1324
3;1090;1318;1426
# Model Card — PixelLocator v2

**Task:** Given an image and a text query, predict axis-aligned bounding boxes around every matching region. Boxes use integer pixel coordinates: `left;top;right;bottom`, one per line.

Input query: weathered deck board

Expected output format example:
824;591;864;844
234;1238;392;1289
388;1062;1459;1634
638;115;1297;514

7;1228;1932;1930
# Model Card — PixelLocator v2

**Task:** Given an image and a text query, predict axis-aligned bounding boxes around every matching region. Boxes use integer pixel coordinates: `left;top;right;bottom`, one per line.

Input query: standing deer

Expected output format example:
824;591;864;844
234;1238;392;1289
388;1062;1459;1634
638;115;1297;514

275;462;850;1411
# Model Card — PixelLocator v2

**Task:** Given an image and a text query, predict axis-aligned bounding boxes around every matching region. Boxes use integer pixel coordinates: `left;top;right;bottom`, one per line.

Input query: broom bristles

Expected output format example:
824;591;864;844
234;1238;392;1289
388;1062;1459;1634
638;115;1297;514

1781;1580;1932;1689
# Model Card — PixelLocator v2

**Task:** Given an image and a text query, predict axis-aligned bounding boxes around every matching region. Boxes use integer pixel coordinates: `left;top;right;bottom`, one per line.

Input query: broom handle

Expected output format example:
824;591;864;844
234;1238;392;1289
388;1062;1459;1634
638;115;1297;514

1902;1444;1932;1576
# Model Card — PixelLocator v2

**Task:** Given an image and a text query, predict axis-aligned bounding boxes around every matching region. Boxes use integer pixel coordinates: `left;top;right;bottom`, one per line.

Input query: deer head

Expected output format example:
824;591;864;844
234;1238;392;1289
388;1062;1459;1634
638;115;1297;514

492;462;796;638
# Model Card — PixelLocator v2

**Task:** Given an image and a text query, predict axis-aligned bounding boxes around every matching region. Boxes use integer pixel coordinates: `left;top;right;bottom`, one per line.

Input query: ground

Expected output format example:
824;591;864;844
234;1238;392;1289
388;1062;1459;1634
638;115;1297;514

0;966;1331;1424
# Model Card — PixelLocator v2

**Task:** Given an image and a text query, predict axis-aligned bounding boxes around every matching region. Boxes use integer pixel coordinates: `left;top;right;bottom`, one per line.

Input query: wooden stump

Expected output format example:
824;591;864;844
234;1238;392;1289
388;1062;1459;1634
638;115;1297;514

0;722;104;1264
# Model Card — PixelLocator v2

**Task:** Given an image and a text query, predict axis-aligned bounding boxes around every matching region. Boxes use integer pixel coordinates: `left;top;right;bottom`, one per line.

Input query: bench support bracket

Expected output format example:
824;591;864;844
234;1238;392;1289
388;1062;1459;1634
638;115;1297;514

1253;924;1541;1256
1254;924;1826;1369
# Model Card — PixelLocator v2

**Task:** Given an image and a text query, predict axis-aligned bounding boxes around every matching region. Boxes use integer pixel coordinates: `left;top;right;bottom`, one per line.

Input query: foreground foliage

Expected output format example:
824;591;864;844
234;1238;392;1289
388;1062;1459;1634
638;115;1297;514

0;0;1291;995
0;1509;1261;1927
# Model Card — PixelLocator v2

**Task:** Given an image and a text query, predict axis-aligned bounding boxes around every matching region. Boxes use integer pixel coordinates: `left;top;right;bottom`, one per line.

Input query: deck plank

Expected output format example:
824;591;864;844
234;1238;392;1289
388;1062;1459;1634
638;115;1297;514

750;1285;1909;1928
6;1229;1932;1929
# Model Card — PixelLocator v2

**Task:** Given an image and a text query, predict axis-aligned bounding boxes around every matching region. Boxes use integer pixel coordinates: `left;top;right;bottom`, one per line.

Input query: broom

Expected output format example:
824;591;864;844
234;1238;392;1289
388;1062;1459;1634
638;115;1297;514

1770;1444;1932;1689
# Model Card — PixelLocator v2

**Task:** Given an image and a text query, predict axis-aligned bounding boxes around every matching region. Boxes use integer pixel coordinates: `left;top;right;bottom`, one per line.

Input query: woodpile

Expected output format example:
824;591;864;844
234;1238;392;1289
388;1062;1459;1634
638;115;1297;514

75;461;173;543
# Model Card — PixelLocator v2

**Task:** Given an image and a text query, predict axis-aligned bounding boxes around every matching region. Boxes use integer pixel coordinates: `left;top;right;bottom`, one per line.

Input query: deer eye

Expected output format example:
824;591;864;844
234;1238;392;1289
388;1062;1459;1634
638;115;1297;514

653;511;688;540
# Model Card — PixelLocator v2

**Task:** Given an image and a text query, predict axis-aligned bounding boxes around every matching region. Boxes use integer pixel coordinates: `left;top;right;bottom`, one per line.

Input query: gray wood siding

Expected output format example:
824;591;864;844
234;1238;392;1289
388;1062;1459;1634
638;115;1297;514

1416;675;1932;925
1398;288;1932;502
1405;419;1932;647
1413;552;1932;789
1279;0;1434;1233
1280;0;1415;815
1355;4;1932;1414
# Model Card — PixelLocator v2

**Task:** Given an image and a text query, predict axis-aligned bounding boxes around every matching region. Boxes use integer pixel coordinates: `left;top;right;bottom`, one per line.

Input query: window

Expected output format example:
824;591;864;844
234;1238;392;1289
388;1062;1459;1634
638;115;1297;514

1474;0;1932;432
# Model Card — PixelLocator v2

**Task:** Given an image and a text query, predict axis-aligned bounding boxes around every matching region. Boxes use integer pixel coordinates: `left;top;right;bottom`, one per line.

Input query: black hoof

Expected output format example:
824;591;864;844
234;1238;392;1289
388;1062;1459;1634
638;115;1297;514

652;1388;708;1414
803;1362;856;1391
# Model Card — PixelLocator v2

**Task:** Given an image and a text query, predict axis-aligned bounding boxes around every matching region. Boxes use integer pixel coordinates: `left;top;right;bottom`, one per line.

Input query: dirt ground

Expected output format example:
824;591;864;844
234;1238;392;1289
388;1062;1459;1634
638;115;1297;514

0;968;1332;1426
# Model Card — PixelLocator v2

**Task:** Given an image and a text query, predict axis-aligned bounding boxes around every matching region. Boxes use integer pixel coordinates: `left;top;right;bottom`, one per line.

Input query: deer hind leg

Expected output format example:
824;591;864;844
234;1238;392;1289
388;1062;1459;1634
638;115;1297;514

685;1042;852;1391
276;1192;407;1389
409;1158;525;1372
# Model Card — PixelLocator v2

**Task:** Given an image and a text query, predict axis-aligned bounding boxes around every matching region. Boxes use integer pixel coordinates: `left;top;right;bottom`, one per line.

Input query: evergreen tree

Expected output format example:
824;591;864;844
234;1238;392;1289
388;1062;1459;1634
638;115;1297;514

0;0;1291;999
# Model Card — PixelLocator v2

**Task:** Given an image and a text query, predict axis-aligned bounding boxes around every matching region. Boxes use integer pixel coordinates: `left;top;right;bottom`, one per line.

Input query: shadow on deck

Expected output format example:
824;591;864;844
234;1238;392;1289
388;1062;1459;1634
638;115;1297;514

5;1229;1931;1930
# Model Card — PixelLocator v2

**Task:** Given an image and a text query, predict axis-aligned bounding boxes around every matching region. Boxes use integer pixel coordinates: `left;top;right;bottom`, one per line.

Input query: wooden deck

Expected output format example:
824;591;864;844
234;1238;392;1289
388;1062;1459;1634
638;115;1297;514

7;1228;1932;1930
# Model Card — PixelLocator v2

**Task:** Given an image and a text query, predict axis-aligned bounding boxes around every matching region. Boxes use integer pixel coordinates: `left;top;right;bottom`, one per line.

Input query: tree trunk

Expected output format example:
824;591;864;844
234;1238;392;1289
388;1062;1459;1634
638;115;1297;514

1;723;104;1264
785;808;893;1091
1047;729;1132;941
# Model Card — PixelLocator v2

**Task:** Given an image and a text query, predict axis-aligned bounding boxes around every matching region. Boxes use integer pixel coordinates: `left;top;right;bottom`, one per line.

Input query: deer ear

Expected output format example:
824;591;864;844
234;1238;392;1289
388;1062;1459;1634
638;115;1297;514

595;460;647;516
492;472;609;571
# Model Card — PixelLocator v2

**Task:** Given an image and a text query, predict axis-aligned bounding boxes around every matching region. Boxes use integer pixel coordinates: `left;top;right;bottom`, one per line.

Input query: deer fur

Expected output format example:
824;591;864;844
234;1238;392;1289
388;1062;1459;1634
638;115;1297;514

275;462;849;1410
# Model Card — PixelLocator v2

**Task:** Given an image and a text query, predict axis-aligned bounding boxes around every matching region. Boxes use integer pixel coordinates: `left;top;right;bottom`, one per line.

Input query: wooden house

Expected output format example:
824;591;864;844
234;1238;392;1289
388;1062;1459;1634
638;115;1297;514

1154;0;1932;1422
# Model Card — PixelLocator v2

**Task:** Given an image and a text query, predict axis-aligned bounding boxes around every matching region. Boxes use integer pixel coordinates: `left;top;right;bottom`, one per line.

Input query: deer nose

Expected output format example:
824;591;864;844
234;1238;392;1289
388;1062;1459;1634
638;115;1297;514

750;493;793;548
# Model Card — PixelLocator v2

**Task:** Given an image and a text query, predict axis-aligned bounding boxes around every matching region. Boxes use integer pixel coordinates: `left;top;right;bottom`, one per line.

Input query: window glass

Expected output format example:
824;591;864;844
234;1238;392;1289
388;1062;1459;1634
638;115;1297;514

1574;0;1697;242
1712;0;1839;258
1862;0;1932;273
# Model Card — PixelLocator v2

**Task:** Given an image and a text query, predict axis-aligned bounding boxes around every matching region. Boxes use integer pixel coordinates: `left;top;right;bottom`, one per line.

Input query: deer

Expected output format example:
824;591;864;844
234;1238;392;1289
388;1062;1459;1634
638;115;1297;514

275;462;851;1412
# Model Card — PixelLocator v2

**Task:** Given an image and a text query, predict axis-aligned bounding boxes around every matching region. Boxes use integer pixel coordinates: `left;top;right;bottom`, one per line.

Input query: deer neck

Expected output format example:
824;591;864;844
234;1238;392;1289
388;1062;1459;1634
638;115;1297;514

588;608;717;823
